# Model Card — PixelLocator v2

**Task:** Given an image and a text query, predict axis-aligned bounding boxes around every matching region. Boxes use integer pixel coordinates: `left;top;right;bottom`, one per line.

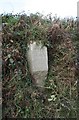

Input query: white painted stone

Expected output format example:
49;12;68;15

27;42;48;87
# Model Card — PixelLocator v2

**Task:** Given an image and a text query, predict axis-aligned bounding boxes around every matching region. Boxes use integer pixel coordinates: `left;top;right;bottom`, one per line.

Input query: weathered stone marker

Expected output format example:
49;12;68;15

27;42;48;88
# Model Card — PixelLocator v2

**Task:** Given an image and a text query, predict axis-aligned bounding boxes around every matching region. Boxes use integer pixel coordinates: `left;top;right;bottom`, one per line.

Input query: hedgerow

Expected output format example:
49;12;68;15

2;13;78;118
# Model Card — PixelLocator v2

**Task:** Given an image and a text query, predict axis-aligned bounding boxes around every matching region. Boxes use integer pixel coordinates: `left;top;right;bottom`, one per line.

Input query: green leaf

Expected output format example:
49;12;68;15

48;98;53;102
8;54;11;58
10;58;14;64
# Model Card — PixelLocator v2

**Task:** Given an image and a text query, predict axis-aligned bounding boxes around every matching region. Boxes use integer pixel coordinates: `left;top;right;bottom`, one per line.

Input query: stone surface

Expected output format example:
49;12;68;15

33;71;47;87
27;42;48;87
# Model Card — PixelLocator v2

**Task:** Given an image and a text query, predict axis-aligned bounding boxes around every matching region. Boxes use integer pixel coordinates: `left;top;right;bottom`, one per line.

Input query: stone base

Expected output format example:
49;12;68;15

32;71;47;87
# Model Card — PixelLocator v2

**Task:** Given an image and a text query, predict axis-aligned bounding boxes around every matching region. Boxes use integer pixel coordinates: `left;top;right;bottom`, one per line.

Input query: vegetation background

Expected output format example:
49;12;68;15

2;13;79;118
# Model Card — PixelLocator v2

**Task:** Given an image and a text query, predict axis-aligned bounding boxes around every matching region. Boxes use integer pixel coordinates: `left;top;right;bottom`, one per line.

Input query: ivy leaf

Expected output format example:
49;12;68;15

8;54;11;58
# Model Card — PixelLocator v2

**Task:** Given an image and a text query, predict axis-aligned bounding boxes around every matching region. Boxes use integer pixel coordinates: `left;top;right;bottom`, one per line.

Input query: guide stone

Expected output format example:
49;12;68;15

27;42;48;87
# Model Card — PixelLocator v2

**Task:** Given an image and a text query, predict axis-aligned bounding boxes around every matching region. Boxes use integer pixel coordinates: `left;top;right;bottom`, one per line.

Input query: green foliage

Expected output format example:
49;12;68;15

2;13;78;118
